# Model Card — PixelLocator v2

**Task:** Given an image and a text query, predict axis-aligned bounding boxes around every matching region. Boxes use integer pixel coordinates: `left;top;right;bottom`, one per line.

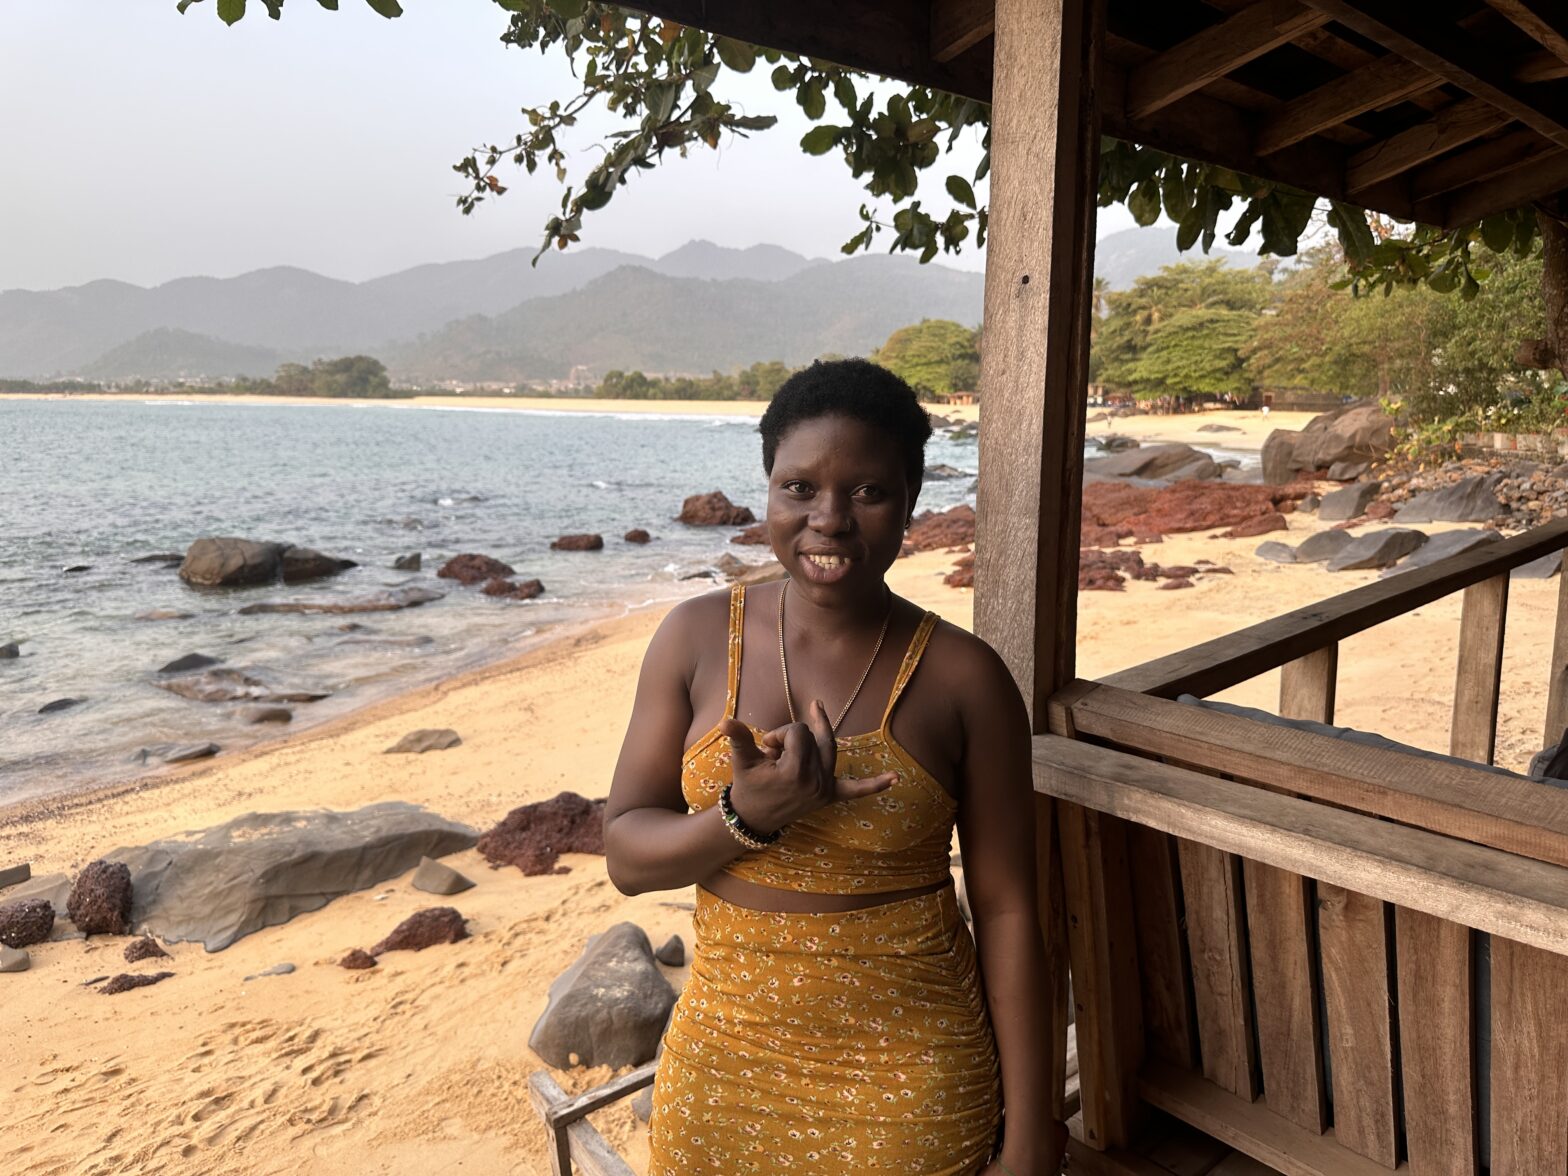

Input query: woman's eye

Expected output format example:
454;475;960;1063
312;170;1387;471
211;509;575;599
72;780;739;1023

783;480;812;495
855;485;885;501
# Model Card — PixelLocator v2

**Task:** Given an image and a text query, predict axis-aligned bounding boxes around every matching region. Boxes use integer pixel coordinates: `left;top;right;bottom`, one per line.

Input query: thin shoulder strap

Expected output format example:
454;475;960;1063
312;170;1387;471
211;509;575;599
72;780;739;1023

881;611;939;729
723;584;746;719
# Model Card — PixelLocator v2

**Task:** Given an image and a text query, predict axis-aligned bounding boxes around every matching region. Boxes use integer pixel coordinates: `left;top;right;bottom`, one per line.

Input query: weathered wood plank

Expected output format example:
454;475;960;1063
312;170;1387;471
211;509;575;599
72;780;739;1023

1485;0;1568;67
1346;97;1513;192
1299;0;1568;150
1100;517;1568;698
1410;129;1561;203
1032;733;1568;958
1038;790;1072;1121
1450;573;1509;765
1256;54;1436;155
541;1062;659;1127
972;0;1101;717
1316;884;1398;1166
1127;822;1199;1068
930;0;993;62
1547;556;1568;746
1280;645;1336;724
1244;862;1326;1134
1061;802;1145;1150
530;1071;583;1176
1069;684;1568;873
1489;936;1568;1175
1141;1061;1404;1176
1124;0;1328;119
530;1069;646;1176
1441;147;1568;227
1394;908;1477;1176
1177;838;1258;1101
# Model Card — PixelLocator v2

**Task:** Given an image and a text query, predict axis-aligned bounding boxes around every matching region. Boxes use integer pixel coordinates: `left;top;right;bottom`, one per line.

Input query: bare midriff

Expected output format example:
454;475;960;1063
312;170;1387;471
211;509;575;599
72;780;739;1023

698;871;953;913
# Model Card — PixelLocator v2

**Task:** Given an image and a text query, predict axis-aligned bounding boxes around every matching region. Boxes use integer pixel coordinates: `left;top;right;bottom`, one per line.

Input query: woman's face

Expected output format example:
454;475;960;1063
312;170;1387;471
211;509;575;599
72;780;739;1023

766;413;917;601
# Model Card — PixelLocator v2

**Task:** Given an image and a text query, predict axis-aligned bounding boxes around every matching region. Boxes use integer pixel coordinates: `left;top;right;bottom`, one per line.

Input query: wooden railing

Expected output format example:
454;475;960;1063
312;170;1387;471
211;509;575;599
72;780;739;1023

1038;518;1568;1175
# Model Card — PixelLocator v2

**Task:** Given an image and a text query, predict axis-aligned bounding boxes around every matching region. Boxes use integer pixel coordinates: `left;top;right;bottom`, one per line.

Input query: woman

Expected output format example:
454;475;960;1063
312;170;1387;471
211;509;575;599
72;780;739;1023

605;359;1064;1175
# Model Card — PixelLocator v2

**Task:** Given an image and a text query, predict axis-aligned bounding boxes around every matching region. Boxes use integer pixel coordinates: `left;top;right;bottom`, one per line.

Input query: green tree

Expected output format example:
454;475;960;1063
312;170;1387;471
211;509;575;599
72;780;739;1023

180;0;1566;379
873;319;979;399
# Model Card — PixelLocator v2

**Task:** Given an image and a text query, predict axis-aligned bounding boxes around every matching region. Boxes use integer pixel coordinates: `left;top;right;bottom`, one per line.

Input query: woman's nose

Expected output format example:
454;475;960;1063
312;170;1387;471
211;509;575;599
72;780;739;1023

808;493;852;534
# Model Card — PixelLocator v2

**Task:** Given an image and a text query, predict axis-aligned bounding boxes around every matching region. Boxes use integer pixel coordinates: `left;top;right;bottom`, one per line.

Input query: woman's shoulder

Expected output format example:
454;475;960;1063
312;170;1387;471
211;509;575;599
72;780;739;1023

655;585;738;643
917;610;1020;695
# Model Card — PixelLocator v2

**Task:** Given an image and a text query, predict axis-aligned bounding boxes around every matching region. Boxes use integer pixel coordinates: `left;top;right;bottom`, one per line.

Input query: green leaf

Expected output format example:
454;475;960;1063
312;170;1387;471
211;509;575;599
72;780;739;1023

715;37;756;73
800;79;826;121
316;0;340;9
1328;202;1376;264
217;0;245;24
176;0;202;12
1160;165;1191;221
1128;178;1160;226
771;64;795;91
946;175;976;210
259;0;282;15
1480;215;1514;253
690;61;719;94
362;0;402;14
550;0;585;18
1175;210;1202;252
800;125;840;155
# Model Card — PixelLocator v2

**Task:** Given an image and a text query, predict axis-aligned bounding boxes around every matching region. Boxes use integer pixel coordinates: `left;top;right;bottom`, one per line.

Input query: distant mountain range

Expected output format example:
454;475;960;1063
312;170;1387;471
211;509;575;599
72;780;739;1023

1;229;1258;383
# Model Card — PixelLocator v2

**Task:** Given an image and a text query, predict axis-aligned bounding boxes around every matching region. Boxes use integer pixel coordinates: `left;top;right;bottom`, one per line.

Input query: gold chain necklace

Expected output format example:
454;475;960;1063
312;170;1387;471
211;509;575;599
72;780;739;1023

777;580;892;733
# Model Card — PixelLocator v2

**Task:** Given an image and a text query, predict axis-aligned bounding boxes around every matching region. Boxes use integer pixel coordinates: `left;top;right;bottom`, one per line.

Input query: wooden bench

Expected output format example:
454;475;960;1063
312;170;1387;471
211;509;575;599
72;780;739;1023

1038;519;1568;1175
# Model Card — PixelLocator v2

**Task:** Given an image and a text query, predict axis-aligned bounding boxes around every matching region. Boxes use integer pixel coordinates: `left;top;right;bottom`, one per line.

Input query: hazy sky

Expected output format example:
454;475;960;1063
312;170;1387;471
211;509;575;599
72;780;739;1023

2;1;1139;292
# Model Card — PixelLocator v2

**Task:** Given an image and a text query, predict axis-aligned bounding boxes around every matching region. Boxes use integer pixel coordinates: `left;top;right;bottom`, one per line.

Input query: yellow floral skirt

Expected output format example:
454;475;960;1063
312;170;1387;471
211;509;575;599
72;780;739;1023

648;885;1001;1175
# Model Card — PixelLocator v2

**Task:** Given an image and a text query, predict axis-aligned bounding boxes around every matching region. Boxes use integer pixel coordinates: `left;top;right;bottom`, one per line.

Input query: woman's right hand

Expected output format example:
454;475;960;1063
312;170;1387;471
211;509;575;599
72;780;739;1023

719;700;896;834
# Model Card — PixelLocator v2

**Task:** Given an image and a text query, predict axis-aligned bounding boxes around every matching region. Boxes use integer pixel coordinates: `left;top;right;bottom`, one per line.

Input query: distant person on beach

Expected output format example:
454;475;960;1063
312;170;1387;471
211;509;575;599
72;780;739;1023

606;358;1063;1175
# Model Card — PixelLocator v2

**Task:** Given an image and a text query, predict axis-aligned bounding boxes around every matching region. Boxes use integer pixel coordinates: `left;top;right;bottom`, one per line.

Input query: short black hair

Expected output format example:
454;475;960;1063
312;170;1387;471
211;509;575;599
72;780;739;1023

760;358;933;487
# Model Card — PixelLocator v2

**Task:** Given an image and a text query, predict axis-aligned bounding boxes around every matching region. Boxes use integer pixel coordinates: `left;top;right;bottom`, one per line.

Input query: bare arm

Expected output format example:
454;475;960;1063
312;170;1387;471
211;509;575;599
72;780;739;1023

604;601;895;896
954;637;1063;1174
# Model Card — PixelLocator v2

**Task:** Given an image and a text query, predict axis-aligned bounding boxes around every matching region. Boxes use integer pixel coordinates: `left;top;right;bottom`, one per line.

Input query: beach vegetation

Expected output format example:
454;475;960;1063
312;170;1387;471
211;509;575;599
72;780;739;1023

593;360;796;400
871;319;980;400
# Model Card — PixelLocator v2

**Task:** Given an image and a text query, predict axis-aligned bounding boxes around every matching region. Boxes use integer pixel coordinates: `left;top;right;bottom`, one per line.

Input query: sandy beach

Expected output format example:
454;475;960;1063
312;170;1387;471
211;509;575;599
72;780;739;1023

5;413;1559;1175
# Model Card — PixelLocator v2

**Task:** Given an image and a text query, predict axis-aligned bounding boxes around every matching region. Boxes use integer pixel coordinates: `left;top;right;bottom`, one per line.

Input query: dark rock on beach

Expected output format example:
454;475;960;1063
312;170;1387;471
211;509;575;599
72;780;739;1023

68;861;134;937
0;642;18;659
124;936;170;963
239;705;293;724
482;577;544;601
370;906;468;955
678;491;755;526
63;564;92;574
529;923;678;1070
729;522;770;545
1262;403;1394;485
1318;482;1381;523
155;668;328;704
340;948;377;970
1254;541;1298;564
438;553;515;585
131;552;185;564
280;546;357;583
0;945;28;973
392;552;422;571
1085;442;1220;482
244;962;296;981
0;863;30;889
551;533;604;551
906;504;976;552
180;538;284;587
158;653;221;675
412;856;475;896
478;792;606;876
163;743;220;764
1327;528;1428;572
1295;530;1355;564
106;802;478;952
1220;512;1288;538
1397;474;1506;524
39;697;83;714
236;586;442;616
0;898;55;948
1383;529;1500;577
385;729;462;754
1514;551;1563;580
134;609;193;622
101;971;173;995
655;935;686;967
623;529;651;544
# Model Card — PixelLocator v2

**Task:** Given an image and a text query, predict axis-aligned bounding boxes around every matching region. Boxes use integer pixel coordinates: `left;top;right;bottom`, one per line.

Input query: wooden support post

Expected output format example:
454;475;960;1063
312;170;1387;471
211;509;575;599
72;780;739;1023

1061;804;1145;1150
1177;839;1259;1102
1545;561;1568;746
1451;572;1509;764
1279;644;1337;724
1489;937;1568;1174
1126;822;1198;1069
974;0;1101;720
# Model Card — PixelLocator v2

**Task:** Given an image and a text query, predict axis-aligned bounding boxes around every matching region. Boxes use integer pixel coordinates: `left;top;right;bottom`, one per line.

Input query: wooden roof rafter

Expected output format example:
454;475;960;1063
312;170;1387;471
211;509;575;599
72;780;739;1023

1484;0;1568;68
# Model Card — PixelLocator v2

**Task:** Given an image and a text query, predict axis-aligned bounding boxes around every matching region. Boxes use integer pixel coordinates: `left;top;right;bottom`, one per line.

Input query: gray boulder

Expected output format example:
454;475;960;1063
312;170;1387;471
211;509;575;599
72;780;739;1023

1262;402;1394;484
0;642;18;659
631;1087;654;1123
105;802;477;951
1096;435;1140;452
0;863;29;889
0;945;28;973
39;698;83;714
180;538;285;588
654;935;686;967
1317;483;1381;522
1254;541;1297;564
1326;461;1371;482
1513;552;1563;580
1197;423;1242;433
158;653;221;675
529;923;678;1069
411;856;475;895
1295;530;1356;564
163;743;220;764
239;705;293;724
1397;475;1505;524
1;874;80;940
155;667;328;704
385;729;462;754
393;553;422;572
1381;529;1501;577
1084;443;1221;482
1262;431;1298;486
244;962;297;981
280;546;357;583
1327;529;1428;572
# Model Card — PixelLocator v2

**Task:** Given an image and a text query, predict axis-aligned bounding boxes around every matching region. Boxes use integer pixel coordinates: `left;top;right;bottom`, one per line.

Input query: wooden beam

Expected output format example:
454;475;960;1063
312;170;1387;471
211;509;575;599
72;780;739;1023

1032;733;1568;958
1396;908;1479;1176
1410;128;1562;203
1279;644;1336;724
1140;1062;1411;1176
931;0;993;64
1124;0;1330;120
1546;555;1568;747
1346;97;1514;193
1069;684;1568;873
1450;573;1509;765
1489;937;1568;1174
529;1071;641;1176
1101;517;1568;698
1300;0;1568;150
973;0;1101;717
1256;54;1438;156
1485;0;1568;68
1440;145;1568;225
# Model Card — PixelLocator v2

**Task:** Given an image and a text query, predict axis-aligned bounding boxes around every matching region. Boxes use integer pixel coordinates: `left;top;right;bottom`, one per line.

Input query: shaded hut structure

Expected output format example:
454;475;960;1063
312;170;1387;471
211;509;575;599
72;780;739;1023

529;2;1568;1173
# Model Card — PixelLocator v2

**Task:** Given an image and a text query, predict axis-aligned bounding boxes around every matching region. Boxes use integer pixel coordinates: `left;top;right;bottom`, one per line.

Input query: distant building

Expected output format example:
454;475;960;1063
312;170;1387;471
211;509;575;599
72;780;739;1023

937;390;977;406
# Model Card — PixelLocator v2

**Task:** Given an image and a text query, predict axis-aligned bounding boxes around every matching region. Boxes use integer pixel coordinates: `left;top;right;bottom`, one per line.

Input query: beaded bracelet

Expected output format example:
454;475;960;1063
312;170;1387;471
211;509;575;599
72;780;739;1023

719;784;781;850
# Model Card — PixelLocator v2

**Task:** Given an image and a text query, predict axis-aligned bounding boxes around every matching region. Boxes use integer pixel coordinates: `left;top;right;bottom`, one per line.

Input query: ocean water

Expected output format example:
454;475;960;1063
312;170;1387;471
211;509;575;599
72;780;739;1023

0;399;982;803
